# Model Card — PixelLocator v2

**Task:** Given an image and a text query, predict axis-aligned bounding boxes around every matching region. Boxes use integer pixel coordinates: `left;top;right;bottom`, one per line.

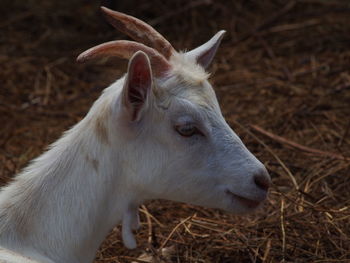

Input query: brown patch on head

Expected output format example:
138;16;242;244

94;103;111;145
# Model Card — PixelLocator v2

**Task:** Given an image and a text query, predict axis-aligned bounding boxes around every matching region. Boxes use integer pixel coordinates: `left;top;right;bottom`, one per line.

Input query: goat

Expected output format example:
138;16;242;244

0;7;271;263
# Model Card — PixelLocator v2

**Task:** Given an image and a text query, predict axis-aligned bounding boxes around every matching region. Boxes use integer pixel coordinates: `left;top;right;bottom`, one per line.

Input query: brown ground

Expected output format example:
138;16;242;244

1;0;349;262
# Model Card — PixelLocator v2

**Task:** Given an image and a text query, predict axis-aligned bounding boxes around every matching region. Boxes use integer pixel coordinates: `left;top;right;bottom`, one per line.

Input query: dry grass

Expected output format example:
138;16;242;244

1;0;349;262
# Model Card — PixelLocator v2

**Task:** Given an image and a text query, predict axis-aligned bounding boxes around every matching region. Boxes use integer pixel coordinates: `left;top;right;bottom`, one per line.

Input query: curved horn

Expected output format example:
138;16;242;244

101;6;176;59
77;40;171;76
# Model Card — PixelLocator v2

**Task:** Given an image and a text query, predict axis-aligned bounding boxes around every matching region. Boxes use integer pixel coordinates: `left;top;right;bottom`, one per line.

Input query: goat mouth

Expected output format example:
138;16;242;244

225;190;261;209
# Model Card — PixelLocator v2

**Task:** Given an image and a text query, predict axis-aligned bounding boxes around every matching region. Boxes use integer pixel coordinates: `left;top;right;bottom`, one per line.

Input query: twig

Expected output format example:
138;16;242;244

118;255;150;263
280;198;286;263
139;207;164;228
159;216;192;250
262;239;272;262
262;19;321;34
141;205;153;246
250;125;350;161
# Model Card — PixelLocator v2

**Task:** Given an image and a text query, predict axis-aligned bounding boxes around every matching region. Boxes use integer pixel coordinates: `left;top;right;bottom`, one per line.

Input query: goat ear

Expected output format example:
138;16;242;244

186;30;226;69
123;51;153;122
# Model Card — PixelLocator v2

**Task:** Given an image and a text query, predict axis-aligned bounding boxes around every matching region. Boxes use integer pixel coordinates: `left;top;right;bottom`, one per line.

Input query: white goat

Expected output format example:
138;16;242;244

0;7;271;263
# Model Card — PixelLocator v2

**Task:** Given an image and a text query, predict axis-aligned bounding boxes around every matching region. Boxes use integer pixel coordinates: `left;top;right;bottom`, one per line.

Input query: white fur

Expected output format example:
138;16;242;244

0;33;270;263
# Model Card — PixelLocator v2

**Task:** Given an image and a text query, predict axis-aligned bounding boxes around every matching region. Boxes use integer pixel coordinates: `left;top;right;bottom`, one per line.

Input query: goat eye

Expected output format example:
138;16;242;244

175;124;200;137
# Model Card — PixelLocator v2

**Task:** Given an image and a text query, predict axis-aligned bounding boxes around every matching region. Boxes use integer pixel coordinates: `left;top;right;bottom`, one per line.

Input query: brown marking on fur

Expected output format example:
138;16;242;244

95;117;109;145
85;154;99;172
94;103;111;145
91;159;99;172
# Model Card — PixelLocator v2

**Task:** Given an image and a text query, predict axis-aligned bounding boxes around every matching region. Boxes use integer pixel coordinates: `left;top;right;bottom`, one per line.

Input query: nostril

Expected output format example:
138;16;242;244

254;174;271;191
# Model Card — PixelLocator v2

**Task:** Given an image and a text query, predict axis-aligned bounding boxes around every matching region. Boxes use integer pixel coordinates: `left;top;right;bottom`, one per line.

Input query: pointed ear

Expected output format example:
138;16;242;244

186;30;226;69
122;51;153;122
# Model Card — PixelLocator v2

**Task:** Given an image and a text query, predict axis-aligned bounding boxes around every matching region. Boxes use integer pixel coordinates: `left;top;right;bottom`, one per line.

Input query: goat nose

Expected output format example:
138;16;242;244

254;171;271;191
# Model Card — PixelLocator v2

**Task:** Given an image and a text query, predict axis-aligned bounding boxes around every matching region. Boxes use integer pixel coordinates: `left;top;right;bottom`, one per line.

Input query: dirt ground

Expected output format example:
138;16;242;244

1;0;349;262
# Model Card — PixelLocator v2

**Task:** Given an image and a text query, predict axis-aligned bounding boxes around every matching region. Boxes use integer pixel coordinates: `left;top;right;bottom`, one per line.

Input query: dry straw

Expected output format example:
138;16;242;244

0;0;349;262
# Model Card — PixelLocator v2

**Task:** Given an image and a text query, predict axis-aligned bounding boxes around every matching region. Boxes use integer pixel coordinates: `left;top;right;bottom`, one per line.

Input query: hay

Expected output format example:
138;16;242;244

1;0;349;262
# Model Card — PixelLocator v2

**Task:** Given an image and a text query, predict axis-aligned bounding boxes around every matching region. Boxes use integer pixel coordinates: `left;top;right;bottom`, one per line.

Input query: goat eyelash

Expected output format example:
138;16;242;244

175;124;204;137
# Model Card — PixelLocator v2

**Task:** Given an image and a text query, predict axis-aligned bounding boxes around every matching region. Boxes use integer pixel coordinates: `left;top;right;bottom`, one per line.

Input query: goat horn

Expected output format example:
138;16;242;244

77;40;171;76
100;6;176;59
